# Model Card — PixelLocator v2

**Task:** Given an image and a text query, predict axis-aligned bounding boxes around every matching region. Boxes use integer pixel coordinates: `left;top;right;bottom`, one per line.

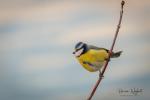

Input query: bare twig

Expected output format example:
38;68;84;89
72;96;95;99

87;1;125;100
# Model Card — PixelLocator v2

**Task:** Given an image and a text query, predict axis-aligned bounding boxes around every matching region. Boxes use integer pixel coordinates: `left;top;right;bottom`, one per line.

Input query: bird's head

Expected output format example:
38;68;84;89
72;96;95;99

73;42;87;57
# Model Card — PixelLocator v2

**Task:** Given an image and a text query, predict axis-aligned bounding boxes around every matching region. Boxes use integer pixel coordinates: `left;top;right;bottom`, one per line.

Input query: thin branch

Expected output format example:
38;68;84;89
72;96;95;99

87;1;125;100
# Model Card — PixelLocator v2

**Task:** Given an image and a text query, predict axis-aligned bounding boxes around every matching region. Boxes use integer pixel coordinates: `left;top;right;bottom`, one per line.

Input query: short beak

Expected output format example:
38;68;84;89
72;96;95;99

73;51;75;54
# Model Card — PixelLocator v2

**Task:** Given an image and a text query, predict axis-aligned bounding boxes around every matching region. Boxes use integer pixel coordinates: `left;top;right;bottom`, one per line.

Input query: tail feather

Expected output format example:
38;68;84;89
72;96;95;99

111;51;122;58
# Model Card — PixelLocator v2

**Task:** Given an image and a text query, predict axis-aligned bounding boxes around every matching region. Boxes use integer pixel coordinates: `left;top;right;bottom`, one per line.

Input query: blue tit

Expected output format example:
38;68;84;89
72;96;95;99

73;42;122;72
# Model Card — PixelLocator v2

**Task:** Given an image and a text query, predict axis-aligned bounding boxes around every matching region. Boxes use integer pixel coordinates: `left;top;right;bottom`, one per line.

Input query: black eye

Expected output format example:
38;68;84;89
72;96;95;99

76;46;84;51
76;48;82;52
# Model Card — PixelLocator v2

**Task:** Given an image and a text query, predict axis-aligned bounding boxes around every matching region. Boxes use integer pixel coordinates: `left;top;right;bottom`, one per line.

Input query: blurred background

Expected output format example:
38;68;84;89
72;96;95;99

0;0;150;100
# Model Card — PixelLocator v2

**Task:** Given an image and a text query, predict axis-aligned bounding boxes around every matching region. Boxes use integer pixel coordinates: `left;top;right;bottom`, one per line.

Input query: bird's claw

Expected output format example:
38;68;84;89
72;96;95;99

99;73;104;79
105;58;110;62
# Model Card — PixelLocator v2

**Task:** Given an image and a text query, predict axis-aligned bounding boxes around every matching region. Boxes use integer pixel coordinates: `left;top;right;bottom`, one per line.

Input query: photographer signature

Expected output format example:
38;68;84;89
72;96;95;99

118;88;143;96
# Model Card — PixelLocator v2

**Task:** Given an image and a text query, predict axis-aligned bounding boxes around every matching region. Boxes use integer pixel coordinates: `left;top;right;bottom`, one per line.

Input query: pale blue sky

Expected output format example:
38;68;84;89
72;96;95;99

0;0;150;100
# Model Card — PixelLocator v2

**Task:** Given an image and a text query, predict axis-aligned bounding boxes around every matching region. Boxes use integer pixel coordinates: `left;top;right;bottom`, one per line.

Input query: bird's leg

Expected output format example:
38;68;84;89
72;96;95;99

99;69;104;79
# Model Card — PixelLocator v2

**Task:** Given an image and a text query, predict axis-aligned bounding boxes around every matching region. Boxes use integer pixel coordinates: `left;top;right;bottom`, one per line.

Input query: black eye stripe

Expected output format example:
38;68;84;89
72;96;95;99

76;47;83;51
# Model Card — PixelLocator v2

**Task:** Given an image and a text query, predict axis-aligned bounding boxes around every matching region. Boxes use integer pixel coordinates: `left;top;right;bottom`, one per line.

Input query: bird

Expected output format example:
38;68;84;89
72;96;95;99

73;42;122;76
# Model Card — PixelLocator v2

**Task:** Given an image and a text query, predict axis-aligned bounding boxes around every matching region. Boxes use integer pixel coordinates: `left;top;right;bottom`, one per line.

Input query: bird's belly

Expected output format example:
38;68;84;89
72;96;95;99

80;61;104;72
78;56;105;72
77;49;108;72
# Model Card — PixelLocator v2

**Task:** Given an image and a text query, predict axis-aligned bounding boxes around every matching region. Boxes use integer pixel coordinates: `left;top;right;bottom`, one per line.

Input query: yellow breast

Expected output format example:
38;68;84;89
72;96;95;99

77;49;108;72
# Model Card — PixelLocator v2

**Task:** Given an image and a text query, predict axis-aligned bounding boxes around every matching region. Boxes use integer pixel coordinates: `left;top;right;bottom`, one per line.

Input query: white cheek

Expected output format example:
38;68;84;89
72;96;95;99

75;49;83;57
